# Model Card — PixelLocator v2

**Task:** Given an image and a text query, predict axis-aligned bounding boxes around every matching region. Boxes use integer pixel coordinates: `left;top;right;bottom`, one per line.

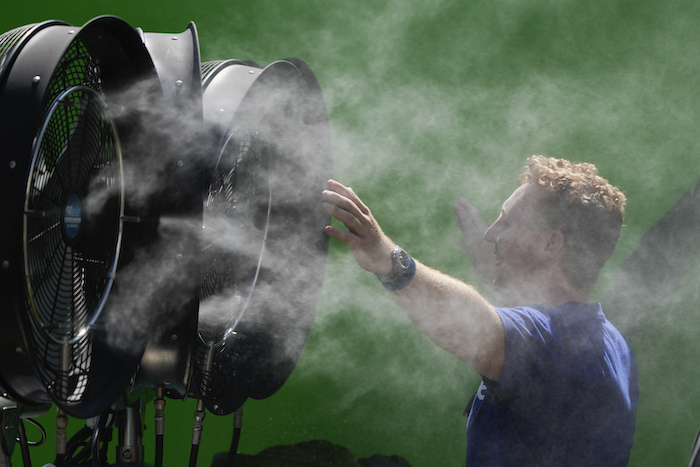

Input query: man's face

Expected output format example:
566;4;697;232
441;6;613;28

483;183;553;292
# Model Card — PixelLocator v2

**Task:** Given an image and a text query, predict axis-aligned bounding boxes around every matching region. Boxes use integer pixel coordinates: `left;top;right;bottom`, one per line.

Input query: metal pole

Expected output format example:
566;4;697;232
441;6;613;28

116;399;143;465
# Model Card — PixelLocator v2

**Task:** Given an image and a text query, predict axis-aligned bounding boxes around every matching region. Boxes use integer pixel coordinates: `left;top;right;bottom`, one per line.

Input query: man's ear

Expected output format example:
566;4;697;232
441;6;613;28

543;229;565;258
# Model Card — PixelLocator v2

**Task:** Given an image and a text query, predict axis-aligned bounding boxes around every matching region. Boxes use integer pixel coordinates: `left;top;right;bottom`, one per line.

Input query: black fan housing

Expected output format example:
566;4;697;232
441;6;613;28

0;16;164;418
195;58;332;415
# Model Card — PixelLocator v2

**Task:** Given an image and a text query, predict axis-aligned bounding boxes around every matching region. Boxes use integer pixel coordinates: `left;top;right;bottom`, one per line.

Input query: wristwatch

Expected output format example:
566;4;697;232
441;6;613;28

376;245;415;291
377;245;411;282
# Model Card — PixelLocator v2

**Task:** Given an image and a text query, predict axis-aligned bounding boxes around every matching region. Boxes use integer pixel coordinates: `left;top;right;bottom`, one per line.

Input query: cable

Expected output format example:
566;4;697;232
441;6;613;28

19;418;47;447
189;400;206;467
91;414;104;467
54;410;68;467
63;426;92;467
155;435;164;467
54;413;114;467
226;408;243;466
188;444;200;467
17;420;32;467
154;386;165;467
96;414;113;466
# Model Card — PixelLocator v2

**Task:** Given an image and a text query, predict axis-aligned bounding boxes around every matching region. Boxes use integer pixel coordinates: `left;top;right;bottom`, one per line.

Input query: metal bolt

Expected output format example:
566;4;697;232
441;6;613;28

15;347;22;354
123;449;133;460
177;160;184;167
68;30;75;35
248;70;255;74
171;36;178;41
2;260;9;268
176;253;183;260
171;334;178;341
121;215;141;224
9;160;16;169
175;80;183;88
32;75;41;84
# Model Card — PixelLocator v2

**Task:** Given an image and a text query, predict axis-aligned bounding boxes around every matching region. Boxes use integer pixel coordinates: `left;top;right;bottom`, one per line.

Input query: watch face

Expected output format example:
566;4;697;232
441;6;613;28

397;248;411;270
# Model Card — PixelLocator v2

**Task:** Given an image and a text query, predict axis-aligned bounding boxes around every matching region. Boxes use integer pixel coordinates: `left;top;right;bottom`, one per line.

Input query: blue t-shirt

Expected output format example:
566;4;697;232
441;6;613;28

466;302;638;466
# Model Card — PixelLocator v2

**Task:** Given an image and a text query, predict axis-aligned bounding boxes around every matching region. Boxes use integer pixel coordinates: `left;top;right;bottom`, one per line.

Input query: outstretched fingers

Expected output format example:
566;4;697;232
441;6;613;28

322;179;395;274
326;179;370;215
322;179;374;246
454;196;488;235
453;196;496;285
324;223;356;246
323;200;362;239
323;191;364;227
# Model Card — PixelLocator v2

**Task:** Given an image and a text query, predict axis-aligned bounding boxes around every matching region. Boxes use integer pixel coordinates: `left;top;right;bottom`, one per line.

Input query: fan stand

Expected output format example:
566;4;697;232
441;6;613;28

0;396;18;466
112;392;167;467
0;397;50;467
116;399;144;465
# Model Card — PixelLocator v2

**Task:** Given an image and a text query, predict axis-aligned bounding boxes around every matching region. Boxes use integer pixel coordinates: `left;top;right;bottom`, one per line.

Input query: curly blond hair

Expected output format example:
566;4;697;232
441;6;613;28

520;155;626;288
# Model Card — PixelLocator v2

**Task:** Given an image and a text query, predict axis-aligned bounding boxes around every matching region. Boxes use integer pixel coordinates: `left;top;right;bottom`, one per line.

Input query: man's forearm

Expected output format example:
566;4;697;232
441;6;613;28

388;259;504;381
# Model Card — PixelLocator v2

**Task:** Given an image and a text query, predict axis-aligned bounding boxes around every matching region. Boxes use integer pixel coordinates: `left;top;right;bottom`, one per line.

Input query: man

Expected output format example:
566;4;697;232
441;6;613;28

322;155;638;466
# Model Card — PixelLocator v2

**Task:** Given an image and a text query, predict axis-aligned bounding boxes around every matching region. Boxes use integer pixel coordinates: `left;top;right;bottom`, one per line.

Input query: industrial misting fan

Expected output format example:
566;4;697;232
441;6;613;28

0;14;331;467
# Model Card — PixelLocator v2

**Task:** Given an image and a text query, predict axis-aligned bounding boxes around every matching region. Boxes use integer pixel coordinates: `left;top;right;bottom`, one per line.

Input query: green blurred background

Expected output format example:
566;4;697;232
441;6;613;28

3;0;700;465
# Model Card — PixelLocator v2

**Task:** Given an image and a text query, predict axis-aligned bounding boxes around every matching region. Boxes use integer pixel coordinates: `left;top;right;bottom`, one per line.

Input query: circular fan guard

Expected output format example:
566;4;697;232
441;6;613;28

24;84;123;404
0;17;164;417
194;59;332;415
197;121;274;412
199;124;272;343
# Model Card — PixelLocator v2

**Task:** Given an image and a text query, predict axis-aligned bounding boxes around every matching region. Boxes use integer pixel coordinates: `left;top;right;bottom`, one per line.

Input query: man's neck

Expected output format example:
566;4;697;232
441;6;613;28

490;274;591;308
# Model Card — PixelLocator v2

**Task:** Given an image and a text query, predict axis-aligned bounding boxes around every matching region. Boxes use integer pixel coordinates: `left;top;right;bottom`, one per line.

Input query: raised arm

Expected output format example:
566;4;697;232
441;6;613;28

322;179;505;381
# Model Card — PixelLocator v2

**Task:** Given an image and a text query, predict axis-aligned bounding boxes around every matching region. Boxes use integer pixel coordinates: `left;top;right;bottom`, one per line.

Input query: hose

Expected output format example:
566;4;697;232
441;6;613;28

226;408;243;466
17;420;32;467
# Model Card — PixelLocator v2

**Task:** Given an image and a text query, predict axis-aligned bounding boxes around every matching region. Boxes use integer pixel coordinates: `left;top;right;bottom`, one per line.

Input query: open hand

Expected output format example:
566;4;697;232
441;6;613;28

322;179;395;275
454;196;496;286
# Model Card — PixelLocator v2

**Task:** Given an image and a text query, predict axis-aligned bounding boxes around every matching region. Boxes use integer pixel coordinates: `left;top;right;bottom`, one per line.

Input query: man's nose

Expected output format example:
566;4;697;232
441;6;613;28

483;223;497;244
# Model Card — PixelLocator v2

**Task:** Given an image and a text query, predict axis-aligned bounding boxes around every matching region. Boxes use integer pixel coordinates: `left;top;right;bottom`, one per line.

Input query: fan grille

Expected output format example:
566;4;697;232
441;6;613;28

200;123;272;341
44;39;101;111
196;123;272;409
23;39;123;406
0;24;35;75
